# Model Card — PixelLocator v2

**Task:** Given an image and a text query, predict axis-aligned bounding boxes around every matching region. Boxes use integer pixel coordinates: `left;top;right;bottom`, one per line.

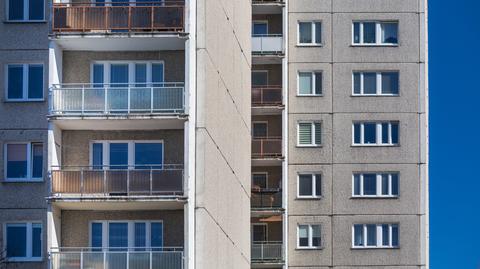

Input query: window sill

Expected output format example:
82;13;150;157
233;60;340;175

297;94;323;97
4;20;47;24
296;247;324;250
3;178;44;183
351;246;399;250
297;145;322;148
350;44;399;47
351;94;399;97
5;257;43;262
350;196;399;199
296;196;322;200
296;44;323;47
351;144;399;147
4;99;45;103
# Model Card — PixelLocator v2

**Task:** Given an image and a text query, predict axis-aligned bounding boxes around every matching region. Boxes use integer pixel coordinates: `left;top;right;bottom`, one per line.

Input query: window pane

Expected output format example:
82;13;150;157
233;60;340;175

94;0;105;6
382;224;390;246
9;0;24;20
28;65;43;99
29;0;44;20
299;174;313;196
391;225;399;246
382;23;398;44
366;224;377;246
109;143;128;169
32;143;43;178
6;225;27;257
7;144;27;179
353;224;363;246
152;63;164;86
314;22;322;43
391;123;399;144
92;143;103;169
298;72;312;95
252;72;268;86
32;224;42;257
298;123;312;145
252;174;267;189
381;72;399;94
134;223;146;248
135;143;163;169
253;225;267;242
110;64;129;87
252;22;268;36
135;64;147;87
298;225;309;247
151;222;163;249
381;174;389;195
93;64;104;88
353;124;361;144
109;223;128;249
314;123;321;145
363;123;377;144
314;174;322;196
353;174;361;195
353;22;360;43
353;73;361;94
8;65;24;99
363;22;376;43
91;223;103;249
299;22;312;43
311;225;321;247
314;72;322;95
363;174;377;195
363;73;377;94
391;174;399;195
382;123;389;144
253;123;268;138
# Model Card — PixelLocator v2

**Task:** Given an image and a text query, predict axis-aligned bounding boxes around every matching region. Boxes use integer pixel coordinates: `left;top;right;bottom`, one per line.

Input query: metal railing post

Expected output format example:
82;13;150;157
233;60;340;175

127;169;130;195
127;86;131;114
81;169;84;196
82;85;85;114
80;251;84;269
150;86;154;113
150;169;153;195
104;87;108;114
103;169;107;195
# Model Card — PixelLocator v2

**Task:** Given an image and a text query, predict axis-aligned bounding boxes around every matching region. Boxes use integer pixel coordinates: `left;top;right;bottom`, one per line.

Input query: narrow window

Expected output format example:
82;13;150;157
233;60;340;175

91;222;103;250
252;224;267;242
298;21;321;45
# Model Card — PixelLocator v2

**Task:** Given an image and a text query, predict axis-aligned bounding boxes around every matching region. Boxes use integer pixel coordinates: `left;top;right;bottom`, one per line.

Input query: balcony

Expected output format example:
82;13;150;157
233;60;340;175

50;247;184;269
252;35;283;55
252;86;282;106
252;0;284;15
251;242;283;263
252;137;282;161
251;189;282;210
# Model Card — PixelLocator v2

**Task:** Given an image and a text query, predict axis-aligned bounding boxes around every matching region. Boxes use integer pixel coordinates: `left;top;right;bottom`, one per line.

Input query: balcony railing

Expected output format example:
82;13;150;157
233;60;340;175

52;2;185;33
252;86;282;106
251;189;282;209
251;242;283;262
252;34;283;54
50;83;185;116
252;137;282;159
51;247;184;269
51;165;184;197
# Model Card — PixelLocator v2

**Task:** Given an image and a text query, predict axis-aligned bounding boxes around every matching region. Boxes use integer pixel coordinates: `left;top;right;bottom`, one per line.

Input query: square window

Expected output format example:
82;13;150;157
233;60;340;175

29;0;45;20
298;225;309;247
253;22;268;36
7;64;44;101
6;223;42;260
381;72;399;94
382;23;398;44
252;173;267;189
353;73;361;94
353;22;361;43
253;122;268;138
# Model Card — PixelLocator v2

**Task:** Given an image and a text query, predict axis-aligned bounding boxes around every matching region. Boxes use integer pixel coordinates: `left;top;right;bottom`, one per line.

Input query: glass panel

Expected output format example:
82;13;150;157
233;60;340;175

32;143;43;178
353;124;361;144
252;123;268;138
353;174;361;195
252;225;267;242
152;64;164;86
298;72;312;95
299;22;312;43
314;174;322;196
363;123;377;144
363;174;377;195
353;224;363;246
135;143;163;169
363;22;376;43
366;224;377;246
28;65;43;99
252;174;267;189
109;143;128;169
382;23;398;44
363;73;377;94
391;174;399;195
6;224;27;257
298;225;309;247
134;223;146;249
353;73;361;94
92;143;103;170
8;0;24;20
109;223;128;250
110;64;129;87
314;72;322;95
382;123;389;144
381;174;389;195
381;72;399;94
7;144;27;179
151;222;163;249
298;174;313;196
353;22;360;43
135;64;147;87
252;72;268;86
391;123;399;144
93;64;104;88
311;225;321;247
391;225;399;246
8;65;24;99
314;22;322;44
298;123;312;145
29;0;44;20
91;222;103;250
32;223;42;257
382;224;390;246
252;22;268;36
314;123;322;145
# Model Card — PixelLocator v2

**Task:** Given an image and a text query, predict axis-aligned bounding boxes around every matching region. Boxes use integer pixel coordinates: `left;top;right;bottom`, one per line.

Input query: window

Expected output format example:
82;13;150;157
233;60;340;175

353;21;398;45
252;71;268;86
353;72;399;95
298;122;321;146
298;174;321;198
90;221;163;249
5;142;43;181
298;72;322;95
252;21;268;36
297;224;321;248
252;224;267;242
298;21;322;45
353;224;399;248
90;141;163;169
7;0;44;21
91;62;164;86
5;223;42;261
252;173;268;189
6;64;44;101
353;122;399;146
252;122;268;138
353;173;399;197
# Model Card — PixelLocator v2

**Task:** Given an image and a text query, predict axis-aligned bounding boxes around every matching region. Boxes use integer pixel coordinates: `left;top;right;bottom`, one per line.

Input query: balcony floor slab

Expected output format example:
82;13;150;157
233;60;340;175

49;197;186;211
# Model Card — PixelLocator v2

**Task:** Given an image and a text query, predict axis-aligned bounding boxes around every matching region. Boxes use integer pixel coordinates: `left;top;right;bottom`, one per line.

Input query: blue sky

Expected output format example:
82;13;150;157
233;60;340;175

429;1;480;268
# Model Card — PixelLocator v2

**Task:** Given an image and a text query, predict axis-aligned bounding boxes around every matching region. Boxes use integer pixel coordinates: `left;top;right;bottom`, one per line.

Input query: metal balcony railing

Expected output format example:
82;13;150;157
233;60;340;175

252;34;283;54
51;165;184;197
50;247;184;269
252;86;282;106
251;242;283;262
251;189;282;209
50;83;185;116
52;2;185;33
252;137;282;159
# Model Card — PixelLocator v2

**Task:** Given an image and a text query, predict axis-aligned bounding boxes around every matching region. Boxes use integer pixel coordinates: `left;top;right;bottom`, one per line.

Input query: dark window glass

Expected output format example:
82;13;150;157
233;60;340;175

252;174;267;189
152;64;164;86
9;0;24;20
32;143;43;178
363;22;376;43
91;223;103;250
391;174;399;195
7;144;27;179
93;64;104;88
353;224;363;246
353;174;361;195
109;223;128;251
382;23;398;44
353;22;360;43
32;224;42;257
381;72;399;94
382;123;389;144
8;65;24;99
391;123;399;144
29;0;44;20
134;223;146;249
135;143;163;169
299;174;313;196
151;222;163;249
363;174;377;195
353;73;361;94
252;72;268;86
363;123;377;144
299;22;312;43
253;123;268;138
381;174;389;195
252;22;268;36
392;225;399;246
353;124;361;144
92;143;103;170
253;225;267;242
363;73;377;94
135;64;147;87
6;225;27;257
314;174;322;196
382;224;390;246
109;143;128;169
28;65;43;99
314;72;322;95
366;224;377;246
314;22;322;44
94;0;105;6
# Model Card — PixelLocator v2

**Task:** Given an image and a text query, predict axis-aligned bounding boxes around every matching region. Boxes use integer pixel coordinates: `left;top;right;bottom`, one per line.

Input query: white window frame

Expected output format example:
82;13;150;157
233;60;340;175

297;21;322;46
251;223;268;243
252;121;269;138
90;61;165;85
6;0;45;22
3;142;43;182
352;122;399;146
89;220;164;249
297;224;322;249
89;0;166;7
297;71;322;96
297;173;322;199
5;63;45;101
89;140;164;169
352;71;400;96
352;224;399;249
352;173;400;198
252;172;269;189
297;121;321;147
251;70;269;86
4;222;43;262
352;21;399;46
